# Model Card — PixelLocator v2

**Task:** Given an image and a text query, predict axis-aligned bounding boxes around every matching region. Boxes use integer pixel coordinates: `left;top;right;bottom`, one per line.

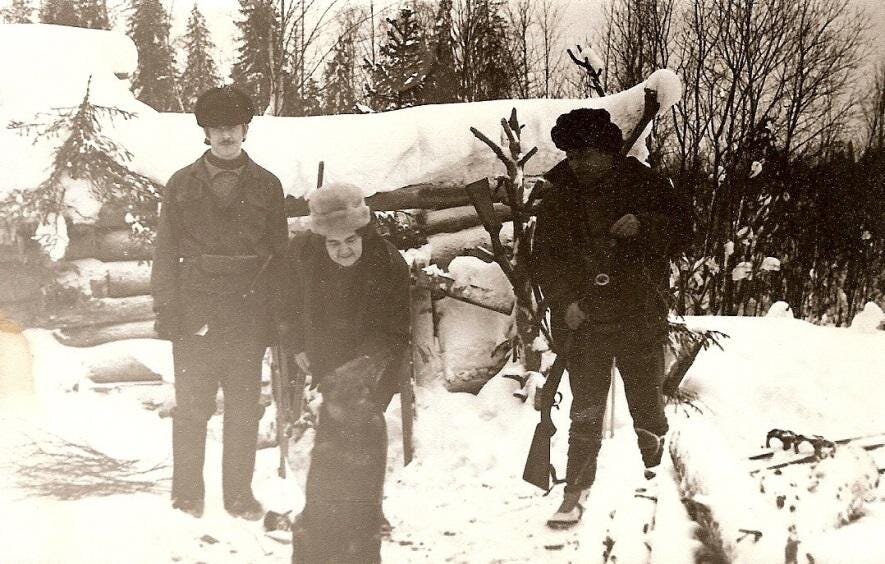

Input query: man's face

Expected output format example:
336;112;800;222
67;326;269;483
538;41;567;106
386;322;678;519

324;229;363;267
566;146;614;183
205;124;248;159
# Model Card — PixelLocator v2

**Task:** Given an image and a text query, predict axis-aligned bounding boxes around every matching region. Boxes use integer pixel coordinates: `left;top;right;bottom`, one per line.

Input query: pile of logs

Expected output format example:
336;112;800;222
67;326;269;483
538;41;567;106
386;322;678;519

49;181;520;355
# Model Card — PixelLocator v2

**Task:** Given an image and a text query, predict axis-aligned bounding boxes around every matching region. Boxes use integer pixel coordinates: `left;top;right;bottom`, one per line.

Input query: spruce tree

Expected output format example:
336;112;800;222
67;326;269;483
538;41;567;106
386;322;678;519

472;0;514;101
39;0;109;29
180;4;221;111
286;77;324;117
2;78;162;242
426;0;458;104
39;0;78;26
76;0;109;29
231;0;280;115
323;31;358;114
364;8;431;111
1;0;34;23
128;0;181;112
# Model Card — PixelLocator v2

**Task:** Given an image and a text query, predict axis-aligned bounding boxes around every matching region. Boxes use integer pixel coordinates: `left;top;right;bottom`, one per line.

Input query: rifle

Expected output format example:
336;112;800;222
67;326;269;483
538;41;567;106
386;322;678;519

271;331;307;479
464;178;515;284
523;333;573;491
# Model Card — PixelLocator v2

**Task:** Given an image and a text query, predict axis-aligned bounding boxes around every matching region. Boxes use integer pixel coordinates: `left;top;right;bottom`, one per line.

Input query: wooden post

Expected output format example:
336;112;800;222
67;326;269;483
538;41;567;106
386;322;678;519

409;259;439;387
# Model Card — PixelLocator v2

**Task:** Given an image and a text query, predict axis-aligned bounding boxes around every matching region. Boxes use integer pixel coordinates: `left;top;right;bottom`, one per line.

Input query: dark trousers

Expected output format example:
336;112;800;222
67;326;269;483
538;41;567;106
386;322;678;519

171;333;266;507
563;331;668;494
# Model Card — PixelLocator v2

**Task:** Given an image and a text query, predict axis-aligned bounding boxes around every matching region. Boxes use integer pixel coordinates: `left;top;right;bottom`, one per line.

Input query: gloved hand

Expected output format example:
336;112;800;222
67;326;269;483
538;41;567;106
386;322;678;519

564;301;587;330
294;351;310;373
154;308;181;341
610;213;640;238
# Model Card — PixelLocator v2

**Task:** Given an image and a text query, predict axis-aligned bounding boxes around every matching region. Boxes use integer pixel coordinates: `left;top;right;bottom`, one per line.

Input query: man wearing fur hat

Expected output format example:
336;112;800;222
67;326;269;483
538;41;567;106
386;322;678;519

284;182;409;562
151;86;288;520
532;108;683;528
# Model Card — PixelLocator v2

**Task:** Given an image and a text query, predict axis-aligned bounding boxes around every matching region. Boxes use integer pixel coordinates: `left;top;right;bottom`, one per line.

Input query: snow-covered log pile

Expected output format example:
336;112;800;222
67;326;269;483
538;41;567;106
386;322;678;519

1;24;686;388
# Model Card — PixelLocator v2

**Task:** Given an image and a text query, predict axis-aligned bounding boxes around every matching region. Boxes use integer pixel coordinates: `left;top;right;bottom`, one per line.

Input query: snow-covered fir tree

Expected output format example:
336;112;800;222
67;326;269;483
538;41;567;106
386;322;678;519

39;0;78;25
323;30;359;114
467;0;514;101
76;0;109;30
364;8;431;111
288;76;324;117
230;0;280;115
1;0;34;23
426;0;458;104
2;78;161;238
39;0;108;29
179;4;221;112
127;0;180;112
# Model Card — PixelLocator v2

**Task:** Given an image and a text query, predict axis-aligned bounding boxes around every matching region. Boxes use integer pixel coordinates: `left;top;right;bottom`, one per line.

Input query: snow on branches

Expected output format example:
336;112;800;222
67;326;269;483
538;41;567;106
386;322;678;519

1;77;162;257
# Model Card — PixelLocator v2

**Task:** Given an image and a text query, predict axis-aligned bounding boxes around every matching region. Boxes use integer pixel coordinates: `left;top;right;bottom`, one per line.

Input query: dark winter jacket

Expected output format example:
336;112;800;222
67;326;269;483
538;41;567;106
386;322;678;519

285;225;410;395
532;157;681;341
150;151;288;343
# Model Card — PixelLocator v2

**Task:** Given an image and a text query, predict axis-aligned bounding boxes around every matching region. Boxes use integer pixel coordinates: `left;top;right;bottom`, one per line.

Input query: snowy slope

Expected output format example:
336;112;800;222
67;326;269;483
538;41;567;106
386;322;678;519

1;313;882;562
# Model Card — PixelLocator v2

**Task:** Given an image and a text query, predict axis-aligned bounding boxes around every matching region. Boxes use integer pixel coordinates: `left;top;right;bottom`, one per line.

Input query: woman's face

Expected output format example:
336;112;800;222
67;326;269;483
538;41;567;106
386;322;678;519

324;230;363;267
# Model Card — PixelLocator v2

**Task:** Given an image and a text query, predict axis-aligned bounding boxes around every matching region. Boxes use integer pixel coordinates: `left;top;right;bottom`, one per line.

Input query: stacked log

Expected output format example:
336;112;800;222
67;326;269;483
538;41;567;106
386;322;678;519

66;228;152;262
51;182;522;386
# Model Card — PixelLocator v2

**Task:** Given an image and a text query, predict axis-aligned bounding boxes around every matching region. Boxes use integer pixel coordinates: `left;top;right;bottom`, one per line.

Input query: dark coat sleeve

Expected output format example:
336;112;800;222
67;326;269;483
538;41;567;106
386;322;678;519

150;174;181;313
355;242;410;359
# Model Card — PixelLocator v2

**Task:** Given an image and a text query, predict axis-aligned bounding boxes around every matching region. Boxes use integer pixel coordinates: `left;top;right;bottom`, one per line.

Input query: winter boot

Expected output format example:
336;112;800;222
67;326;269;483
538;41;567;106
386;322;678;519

226;495;264;521
546;489;589;529
637;428;665;472
172;497;204;518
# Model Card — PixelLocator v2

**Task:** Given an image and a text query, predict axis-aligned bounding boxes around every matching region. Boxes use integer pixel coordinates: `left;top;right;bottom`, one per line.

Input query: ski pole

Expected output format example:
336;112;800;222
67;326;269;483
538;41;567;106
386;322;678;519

608;358;617;439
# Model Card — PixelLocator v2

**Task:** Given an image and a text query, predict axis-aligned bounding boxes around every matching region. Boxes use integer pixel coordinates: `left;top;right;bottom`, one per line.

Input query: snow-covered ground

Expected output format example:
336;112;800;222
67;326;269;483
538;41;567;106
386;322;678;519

1;311;883;563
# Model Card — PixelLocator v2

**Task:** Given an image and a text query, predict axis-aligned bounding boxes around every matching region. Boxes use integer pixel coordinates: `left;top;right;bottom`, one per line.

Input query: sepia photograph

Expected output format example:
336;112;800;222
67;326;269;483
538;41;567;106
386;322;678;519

0;0;883;562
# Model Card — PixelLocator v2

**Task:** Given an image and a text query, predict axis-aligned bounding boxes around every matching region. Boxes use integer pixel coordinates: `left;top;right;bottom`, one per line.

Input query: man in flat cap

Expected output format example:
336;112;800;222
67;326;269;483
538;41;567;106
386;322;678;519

532;108;686;528
151;86;288;520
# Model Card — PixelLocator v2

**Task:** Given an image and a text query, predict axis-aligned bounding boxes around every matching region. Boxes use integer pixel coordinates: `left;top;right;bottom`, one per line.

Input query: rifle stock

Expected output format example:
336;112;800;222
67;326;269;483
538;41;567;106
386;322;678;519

465;178;515;281
522;333;572;491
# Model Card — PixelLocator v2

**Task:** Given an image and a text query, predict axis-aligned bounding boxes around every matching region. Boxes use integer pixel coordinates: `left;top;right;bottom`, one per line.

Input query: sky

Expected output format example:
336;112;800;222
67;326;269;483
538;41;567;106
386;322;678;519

0;0;882;80
123;0;606;78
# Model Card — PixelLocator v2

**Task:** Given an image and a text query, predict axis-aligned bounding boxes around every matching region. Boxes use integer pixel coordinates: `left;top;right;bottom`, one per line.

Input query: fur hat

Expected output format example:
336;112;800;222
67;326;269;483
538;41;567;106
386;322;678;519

194;86;255;128
550;108;623;154
308;182;371;236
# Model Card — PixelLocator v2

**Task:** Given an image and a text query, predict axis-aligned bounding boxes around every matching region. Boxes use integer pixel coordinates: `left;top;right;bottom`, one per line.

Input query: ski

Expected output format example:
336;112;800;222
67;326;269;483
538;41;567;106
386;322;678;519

747;429;885;475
